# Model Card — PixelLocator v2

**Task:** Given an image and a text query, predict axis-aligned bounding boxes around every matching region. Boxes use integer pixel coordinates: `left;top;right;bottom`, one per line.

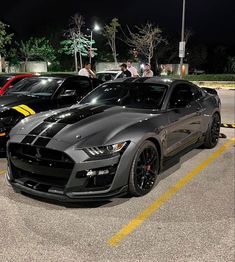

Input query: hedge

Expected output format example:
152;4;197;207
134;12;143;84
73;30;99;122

171;74;235;81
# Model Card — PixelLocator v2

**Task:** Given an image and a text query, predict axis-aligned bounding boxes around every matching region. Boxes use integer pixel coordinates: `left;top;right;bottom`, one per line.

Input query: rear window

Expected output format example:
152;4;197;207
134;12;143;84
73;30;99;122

0;76;10;87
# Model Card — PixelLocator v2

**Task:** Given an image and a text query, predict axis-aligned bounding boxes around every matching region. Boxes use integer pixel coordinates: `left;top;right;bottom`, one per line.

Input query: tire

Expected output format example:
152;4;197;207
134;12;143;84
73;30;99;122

129;141;160;197
203;113;221;149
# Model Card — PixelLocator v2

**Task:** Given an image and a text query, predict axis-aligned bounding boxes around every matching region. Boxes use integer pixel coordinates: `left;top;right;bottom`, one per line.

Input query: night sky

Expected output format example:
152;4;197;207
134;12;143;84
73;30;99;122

1;0;235;46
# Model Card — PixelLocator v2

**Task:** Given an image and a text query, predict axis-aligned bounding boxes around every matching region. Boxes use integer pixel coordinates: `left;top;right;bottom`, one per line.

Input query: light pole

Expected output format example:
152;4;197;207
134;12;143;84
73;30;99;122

88;24;101;64
179;0;186;78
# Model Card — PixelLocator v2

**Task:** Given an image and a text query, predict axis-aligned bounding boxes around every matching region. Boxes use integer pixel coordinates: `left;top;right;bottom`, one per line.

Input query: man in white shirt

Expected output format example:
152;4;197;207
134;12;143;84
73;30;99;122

127;60;139;77
78;63;96;78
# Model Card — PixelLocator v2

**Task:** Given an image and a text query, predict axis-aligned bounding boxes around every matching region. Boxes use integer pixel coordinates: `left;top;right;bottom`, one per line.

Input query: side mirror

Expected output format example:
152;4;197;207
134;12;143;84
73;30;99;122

60;90;76;97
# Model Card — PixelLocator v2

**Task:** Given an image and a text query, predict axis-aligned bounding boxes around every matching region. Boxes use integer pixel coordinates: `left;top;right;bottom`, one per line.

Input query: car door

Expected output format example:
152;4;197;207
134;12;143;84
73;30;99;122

165;83;203;156
56;78;92;108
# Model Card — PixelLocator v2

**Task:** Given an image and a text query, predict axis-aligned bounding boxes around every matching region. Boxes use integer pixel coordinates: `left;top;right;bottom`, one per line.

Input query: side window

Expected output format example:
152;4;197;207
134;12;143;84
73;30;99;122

169;84;194;108
191;85;203;100
10;78;24;86
61;79;92;97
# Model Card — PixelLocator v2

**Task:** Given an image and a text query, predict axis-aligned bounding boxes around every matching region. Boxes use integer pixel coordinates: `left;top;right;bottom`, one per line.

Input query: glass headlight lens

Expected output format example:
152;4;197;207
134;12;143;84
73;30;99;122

84;142;128;157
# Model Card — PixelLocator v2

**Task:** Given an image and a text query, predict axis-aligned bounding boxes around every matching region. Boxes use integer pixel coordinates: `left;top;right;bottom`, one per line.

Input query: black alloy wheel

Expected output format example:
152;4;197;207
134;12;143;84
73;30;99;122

204;113;221;149
129;141;159;196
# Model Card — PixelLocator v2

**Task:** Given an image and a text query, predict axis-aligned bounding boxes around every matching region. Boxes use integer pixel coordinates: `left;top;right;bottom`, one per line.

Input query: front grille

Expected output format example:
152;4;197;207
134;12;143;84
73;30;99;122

8;143;74;189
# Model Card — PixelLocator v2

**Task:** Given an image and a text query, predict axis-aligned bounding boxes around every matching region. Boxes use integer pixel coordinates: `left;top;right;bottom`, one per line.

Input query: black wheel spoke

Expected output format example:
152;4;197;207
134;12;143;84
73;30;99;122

134;146;159;192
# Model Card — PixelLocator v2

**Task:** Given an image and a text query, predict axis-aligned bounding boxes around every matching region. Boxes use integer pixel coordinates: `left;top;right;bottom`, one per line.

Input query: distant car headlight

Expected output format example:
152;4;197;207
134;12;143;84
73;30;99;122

83;142;128;157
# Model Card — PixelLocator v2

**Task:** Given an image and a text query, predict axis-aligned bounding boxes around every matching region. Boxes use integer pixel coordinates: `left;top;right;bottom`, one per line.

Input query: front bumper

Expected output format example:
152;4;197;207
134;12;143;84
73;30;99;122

7;141;136;202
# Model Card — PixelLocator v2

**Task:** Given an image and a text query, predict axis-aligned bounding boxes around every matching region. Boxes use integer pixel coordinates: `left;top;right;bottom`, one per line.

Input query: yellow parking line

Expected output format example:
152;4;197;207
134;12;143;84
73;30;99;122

0;169;6;175
108;138;235;247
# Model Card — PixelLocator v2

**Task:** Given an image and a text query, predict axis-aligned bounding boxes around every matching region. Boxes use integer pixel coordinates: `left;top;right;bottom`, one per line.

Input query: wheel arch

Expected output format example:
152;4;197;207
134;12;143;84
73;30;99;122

145;137;163;170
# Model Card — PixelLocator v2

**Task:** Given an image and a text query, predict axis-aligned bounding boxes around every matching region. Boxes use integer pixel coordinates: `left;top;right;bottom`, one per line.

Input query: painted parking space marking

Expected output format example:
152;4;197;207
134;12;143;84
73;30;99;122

0;169;6;175
221;123;235;128
107;138;235;247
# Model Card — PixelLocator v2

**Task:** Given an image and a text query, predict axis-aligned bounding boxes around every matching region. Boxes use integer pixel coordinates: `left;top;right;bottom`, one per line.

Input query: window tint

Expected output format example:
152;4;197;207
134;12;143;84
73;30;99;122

0;77;9;87
169;84;194;108
62;79;91;97
191;85;203;100
81;83;167;109
96;73;117;81
11;77;25;85
6;77;62;97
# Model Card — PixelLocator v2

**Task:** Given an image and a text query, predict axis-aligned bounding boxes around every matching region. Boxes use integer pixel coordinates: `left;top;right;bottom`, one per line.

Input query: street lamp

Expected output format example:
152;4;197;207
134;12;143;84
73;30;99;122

179;0;186;78
88;23;101;63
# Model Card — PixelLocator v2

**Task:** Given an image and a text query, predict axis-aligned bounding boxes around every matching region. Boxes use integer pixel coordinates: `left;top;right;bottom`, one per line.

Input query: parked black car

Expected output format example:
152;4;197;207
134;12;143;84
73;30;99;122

0;74;102;151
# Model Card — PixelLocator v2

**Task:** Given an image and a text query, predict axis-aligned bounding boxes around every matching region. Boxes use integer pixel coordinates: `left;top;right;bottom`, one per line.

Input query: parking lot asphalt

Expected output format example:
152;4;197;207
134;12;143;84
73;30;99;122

0;90;234;262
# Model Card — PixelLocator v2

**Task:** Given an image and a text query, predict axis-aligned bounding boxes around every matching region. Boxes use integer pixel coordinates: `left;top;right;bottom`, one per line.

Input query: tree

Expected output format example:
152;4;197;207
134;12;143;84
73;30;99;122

103;18;120;64
226;56;235;73
60;34;95;70
125;23;164;65
5;48;20;72
0;21;14;72
60;13;95;72
19;37;56;71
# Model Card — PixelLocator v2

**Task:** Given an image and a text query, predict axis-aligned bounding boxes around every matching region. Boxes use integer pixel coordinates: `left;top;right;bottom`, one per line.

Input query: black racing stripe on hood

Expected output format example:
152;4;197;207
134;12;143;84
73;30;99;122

21;135;37;145
33;137;51;147
29;122;50;136
21;122;68;147
44;105;111;125
40;123;67;138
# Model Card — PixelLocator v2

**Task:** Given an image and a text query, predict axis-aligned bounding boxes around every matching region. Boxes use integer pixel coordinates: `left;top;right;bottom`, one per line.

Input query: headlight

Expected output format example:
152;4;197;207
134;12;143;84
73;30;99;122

84;142;128;157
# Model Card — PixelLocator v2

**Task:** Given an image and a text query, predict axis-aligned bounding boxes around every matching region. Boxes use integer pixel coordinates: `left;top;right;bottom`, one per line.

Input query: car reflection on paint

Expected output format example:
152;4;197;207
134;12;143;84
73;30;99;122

0;74;103;151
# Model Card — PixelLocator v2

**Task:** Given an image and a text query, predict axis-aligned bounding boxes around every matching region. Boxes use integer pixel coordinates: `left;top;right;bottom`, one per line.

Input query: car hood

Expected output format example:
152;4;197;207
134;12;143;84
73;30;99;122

11;104;159;147
0;94;43;110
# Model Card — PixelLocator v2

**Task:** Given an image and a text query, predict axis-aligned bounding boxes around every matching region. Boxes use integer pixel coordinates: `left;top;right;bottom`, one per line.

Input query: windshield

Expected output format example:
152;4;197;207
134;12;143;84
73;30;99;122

0;77;10;87
6;77;63;97
80;82;167;109
96;72;120;81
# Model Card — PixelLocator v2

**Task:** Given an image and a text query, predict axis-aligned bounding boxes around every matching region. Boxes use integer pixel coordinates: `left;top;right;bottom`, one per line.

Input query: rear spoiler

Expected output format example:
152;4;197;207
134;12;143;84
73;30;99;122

202;87;218;95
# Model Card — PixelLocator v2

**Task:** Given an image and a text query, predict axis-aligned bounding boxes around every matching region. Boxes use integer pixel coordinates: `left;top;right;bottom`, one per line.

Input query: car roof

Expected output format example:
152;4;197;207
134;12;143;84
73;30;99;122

37;73;77;78
109;77;177;85
0;73;32;78
97;70;121;74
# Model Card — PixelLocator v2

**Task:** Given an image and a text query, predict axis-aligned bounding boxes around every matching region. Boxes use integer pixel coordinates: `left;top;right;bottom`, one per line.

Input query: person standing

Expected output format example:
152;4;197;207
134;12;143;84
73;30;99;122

142;63;154;77
117;63;132;78
78;62;96;78
127;60;139;77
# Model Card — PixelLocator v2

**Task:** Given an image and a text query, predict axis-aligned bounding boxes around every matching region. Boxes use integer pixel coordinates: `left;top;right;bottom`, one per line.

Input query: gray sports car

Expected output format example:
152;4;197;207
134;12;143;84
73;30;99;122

6;78;221;202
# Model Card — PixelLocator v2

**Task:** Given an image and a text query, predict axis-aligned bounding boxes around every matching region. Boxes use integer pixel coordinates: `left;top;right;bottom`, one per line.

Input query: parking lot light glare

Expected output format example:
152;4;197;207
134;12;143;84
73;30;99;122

94;24;101;32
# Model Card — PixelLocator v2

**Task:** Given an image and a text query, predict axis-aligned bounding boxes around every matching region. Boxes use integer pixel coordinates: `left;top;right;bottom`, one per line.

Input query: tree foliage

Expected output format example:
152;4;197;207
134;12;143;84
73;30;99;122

60;13;97;71
18;37;56;71
103;18;120;64
19;37;55;62
125;23;164;64
0;21;14;71
0;21;14;55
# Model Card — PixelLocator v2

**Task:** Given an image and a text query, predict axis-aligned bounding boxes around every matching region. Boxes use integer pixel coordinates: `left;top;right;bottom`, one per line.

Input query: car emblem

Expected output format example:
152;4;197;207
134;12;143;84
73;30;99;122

76;134;82;140
35;148;42;161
